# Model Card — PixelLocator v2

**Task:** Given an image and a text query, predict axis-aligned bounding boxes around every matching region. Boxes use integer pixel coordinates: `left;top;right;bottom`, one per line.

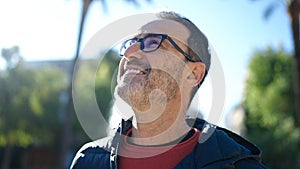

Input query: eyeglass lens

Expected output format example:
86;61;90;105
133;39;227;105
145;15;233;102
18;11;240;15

120;34;164;56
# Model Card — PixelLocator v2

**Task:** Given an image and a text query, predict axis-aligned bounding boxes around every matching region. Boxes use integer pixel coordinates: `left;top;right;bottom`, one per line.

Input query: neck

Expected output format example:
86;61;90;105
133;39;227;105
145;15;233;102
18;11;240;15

129;94;191;146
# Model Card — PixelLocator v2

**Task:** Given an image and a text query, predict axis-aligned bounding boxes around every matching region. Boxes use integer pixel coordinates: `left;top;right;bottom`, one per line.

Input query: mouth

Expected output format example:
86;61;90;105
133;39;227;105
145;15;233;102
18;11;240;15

124;65;150;76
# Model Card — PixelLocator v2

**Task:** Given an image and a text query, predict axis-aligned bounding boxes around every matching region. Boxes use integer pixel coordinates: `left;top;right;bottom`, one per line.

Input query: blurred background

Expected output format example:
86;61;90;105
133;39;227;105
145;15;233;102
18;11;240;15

0;0;299;169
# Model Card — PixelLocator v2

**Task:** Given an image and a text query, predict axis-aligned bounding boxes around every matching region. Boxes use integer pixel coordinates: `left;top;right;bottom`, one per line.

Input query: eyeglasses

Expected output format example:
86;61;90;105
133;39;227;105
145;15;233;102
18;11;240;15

120;33;199;62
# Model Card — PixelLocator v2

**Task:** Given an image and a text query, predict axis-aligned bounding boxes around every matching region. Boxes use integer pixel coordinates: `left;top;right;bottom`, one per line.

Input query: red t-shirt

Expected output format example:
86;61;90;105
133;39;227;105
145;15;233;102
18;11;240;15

119;128;200;169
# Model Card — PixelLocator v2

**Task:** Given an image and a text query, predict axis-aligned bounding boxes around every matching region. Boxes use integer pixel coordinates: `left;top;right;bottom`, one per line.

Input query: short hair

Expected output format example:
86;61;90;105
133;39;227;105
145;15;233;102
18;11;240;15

156;11;211;98
156;11;211;72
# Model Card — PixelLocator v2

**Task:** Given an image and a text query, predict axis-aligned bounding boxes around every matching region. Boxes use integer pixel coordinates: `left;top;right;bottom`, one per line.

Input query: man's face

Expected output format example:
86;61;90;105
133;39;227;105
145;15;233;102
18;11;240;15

115;19;191;112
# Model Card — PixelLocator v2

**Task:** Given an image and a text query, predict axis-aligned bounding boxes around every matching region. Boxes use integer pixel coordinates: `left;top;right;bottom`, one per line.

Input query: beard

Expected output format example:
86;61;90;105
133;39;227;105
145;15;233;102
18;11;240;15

115;57;185;112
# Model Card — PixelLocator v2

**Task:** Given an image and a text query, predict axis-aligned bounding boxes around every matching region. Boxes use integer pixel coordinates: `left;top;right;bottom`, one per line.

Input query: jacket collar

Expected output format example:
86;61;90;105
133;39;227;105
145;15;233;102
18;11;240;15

110;118;262;168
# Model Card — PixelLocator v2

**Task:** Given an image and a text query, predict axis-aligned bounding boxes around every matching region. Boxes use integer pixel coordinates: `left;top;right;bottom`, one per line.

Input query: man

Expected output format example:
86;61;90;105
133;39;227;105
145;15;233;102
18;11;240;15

71;11;266;169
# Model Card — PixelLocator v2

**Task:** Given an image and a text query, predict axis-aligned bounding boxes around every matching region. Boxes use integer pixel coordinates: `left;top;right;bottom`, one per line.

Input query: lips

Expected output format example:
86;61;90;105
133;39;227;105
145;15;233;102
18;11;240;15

124;65;149;76
126;69;145;75
119;58;151;77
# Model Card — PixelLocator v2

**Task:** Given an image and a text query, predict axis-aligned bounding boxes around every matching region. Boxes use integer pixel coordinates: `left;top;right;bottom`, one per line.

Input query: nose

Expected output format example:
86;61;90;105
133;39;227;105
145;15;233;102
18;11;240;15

123;42;143;60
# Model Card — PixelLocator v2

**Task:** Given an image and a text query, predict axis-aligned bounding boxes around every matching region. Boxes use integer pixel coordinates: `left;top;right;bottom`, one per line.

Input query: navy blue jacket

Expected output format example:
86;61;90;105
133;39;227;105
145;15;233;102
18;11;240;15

71;118;267;169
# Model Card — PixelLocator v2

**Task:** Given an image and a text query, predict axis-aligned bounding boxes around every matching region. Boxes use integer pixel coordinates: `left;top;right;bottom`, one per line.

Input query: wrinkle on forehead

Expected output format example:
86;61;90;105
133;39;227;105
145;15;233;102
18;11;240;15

139;19;190;45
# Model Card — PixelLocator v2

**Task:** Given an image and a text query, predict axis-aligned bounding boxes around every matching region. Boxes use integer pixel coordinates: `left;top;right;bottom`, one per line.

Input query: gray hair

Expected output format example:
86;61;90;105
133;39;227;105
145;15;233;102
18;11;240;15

156;11;211;71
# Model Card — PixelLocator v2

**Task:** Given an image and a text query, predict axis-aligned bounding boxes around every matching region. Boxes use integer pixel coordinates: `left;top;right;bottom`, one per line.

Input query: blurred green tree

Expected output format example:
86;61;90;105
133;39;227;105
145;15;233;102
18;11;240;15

0;59;68;168
1;46;20;69
95;50;120;121
251;0;300;141
0;46;119;168
243;47;300;169
72;50;120;141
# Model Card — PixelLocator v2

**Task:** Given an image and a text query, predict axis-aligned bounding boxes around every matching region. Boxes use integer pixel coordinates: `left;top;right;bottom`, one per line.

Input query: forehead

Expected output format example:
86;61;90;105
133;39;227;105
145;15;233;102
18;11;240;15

139;19;190;43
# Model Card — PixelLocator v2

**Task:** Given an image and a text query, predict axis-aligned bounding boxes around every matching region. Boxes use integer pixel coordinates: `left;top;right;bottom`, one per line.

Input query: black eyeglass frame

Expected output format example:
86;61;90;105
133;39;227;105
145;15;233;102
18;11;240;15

120;33;202;63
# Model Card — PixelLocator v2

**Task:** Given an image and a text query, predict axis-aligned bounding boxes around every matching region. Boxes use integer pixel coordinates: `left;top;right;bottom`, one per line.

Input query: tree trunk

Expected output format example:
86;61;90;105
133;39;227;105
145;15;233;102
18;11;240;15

1;144;12;169
58;0;92;169
289;0;300;129
288;1;300;168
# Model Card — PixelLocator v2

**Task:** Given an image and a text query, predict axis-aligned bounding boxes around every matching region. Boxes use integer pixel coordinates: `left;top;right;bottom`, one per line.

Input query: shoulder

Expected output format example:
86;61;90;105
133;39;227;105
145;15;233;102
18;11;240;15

187;118;267;169
70;137;112;169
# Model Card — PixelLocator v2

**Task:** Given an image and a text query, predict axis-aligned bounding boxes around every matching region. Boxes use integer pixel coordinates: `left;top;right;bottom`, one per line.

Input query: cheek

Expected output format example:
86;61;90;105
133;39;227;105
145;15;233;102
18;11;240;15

148;67;182;88
147;52;178;70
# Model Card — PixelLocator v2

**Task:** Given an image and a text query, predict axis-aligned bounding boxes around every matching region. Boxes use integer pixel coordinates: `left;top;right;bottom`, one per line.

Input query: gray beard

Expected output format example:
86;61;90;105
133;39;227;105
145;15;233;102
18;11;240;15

116;68;181;112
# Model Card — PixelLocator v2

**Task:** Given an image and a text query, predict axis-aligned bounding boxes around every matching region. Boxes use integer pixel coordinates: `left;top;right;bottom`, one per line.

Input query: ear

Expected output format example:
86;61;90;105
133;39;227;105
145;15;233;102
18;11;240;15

185;62;206;87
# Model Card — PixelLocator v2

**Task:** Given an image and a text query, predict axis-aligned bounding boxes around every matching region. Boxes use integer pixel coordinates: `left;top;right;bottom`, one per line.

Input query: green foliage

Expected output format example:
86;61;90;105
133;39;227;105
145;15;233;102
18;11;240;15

0;62;67;147
95;50;120;120
72;49;120;140
244;47;300;169
0;49;120;167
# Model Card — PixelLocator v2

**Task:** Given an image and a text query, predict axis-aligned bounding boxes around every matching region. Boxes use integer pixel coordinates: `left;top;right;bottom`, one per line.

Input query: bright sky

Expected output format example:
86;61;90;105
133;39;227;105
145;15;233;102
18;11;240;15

0;0;292;127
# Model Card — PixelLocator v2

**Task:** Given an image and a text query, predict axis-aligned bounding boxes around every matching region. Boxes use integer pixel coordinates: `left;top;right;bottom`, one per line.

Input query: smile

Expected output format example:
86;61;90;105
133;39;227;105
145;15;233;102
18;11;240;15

123;65;150;76
126;69;145;75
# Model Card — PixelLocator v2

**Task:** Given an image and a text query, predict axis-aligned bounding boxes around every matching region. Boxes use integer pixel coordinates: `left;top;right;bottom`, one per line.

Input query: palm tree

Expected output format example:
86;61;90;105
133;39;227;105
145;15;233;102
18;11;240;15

287;0;300;129
252;0;300;129
252;0;300;168
59;0;151;168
